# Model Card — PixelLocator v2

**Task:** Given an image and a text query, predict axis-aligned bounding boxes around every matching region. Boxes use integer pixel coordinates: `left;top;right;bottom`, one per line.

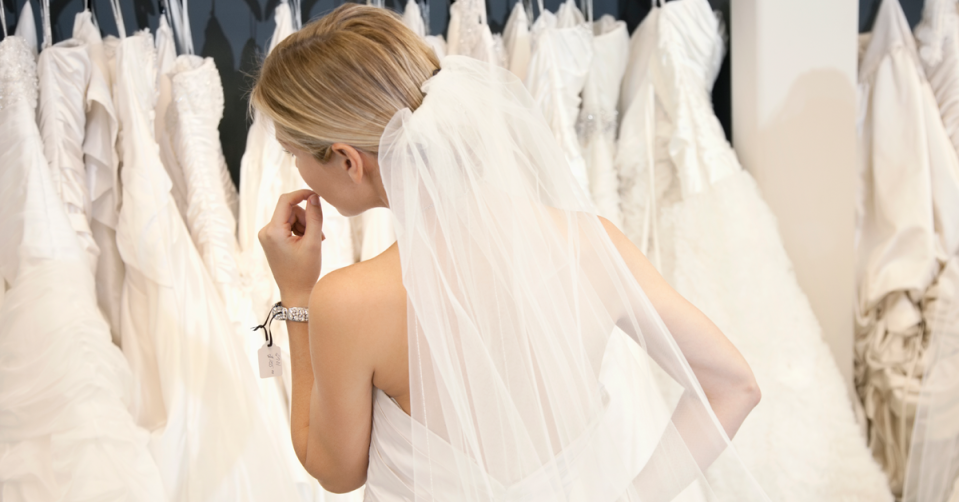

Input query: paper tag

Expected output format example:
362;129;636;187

258;343;283;378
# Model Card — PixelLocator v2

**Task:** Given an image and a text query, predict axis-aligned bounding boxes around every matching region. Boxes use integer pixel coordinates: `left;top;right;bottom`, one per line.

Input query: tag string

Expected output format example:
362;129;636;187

251;301;282;347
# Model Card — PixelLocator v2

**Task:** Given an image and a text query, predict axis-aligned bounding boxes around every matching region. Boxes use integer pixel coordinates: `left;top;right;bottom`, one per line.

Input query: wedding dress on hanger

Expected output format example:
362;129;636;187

402;0;425;37
13;1;37;57
155;14;190;221
111;22;304;501
616;1;893;500
447;0;497;64
578;14;627;226
503;1;531;81
0;31;165;502
37;14;99;274
73;10;125;347
857;0;959;497
914;0;959;258
525;0;593;196
903;2;959;500
402;0;447;59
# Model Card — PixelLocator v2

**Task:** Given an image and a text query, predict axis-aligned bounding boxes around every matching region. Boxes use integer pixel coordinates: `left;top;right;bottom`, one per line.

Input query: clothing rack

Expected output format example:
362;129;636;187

0;0;730;183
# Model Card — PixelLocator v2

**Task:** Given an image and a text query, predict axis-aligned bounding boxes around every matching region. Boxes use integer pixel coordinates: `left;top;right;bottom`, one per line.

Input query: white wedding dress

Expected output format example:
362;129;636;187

37;31;99;274
503;1;531;80
112;28;304;502
155;14;190;221
616;1;893;500
447;0;496;64
73;10;126;347
525;0;593;196
904;2;959;500
0;33;165;502
578;14;628;226
857;0;959;496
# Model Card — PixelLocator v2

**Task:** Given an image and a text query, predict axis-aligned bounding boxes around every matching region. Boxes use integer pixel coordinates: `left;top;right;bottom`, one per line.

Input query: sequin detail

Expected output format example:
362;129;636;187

0;37;39;111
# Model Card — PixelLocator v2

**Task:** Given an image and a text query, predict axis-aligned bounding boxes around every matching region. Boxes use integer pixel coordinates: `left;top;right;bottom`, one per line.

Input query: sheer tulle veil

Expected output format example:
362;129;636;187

378;55;769;501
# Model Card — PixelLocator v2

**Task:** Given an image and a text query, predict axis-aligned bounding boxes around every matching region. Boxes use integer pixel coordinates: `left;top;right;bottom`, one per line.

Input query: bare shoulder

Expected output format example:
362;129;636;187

311;243;403;315
309;243;408;398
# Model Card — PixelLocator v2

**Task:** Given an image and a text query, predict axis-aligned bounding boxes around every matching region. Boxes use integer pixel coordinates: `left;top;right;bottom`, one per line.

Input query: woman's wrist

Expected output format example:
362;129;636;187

279;289;312;309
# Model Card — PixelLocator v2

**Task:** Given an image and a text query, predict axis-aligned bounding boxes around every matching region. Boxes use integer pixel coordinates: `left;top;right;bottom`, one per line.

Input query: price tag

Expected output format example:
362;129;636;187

258;343;283;378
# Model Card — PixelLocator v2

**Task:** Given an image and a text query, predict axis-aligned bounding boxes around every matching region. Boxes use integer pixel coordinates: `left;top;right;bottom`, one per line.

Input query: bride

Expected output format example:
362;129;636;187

252;4;769;500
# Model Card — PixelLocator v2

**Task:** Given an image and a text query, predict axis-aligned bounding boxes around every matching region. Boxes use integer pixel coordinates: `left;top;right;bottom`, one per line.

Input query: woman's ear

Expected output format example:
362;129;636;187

331;143;366;185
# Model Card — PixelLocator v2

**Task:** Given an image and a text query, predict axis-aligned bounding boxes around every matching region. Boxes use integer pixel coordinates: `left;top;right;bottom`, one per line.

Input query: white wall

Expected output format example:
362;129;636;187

730;0;860;388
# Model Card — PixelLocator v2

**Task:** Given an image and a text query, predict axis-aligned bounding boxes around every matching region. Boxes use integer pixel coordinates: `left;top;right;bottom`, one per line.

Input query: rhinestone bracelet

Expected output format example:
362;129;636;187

271;303;309;323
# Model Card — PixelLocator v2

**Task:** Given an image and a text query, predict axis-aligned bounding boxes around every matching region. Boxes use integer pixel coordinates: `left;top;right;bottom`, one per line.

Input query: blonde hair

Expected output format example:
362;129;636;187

251;3;440;162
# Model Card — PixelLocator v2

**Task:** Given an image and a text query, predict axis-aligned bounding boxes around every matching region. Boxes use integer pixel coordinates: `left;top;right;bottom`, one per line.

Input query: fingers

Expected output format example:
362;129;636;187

303;193;326;244
269;189;316;228
291;205;307;236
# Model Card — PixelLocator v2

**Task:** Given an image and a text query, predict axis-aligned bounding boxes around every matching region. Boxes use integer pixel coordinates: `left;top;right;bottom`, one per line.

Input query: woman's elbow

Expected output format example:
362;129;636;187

741;371;761;411
317;475;366;495
305;453;368;494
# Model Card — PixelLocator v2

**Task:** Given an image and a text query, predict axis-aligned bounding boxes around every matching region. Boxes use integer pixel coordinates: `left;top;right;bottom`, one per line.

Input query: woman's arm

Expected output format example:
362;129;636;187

599;217;761;441
285;272;374;493
259;190;374;493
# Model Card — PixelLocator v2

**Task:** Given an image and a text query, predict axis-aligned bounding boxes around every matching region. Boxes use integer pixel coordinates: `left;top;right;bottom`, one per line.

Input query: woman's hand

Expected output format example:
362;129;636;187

259;189;325;306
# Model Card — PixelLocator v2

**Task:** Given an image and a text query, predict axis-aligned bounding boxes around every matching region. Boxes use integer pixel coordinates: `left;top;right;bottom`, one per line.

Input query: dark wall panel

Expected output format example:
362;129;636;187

860;0;923;32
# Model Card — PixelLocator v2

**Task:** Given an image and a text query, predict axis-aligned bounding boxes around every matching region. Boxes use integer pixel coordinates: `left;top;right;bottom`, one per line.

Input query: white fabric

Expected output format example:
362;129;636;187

525;0;593;197
166;54;240;305
112;29;304;502
904;258;959;502
424;35;447;60
402;0;425;38
446;0;496;65
503;2;531;81
0;34;166;502
37;38;100;274
73;11;126;348
903;3;959;501
578;15;627;226
856;0;959;494
857;0;940;311
615;1;893;501
366;54;770;502
916;1;959;258
155;15;190;222
13;2;37;58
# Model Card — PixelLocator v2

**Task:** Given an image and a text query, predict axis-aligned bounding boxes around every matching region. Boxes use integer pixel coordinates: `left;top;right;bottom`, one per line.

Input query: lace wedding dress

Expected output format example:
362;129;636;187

447;0;496;64
616;1;893;500
0;33;165;501
112;28;304;501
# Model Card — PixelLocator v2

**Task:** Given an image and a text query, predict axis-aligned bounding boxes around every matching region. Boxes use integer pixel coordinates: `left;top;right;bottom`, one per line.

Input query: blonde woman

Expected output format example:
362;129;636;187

253;4;769;500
